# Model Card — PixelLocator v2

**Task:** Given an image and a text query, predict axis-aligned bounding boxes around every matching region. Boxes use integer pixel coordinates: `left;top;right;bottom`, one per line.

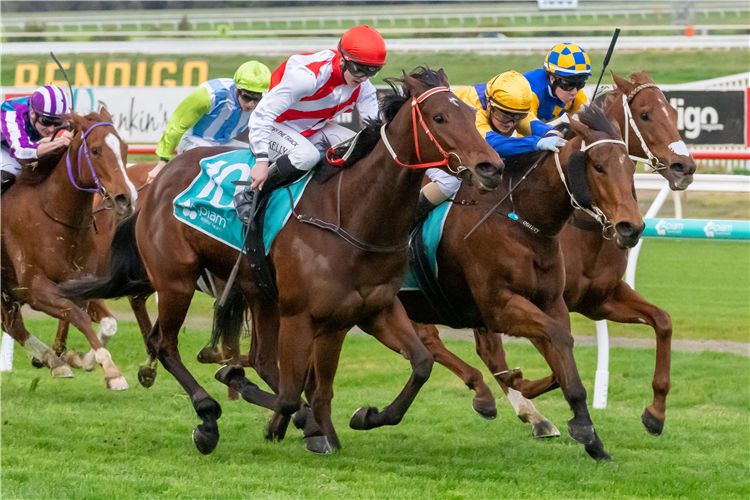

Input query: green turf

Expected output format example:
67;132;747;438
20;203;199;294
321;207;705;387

1;319;748;499
3;49;748;88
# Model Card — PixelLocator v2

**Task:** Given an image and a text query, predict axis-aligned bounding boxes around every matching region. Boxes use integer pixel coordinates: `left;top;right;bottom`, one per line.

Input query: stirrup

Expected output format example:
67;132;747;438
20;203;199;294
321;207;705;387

233;189;256;225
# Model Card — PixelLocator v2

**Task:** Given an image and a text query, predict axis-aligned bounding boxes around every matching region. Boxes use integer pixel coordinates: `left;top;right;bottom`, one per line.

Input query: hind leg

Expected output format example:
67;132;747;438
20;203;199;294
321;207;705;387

473;327;560;438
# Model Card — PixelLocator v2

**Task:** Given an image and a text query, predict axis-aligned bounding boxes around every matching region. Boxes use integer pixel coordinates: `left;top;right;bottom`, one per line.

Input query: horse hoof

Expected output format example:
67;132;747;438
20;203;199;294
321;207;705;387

584;430;611;462
214;364;245;386
349;406;377;431
50;365;74;378
567;421;595;446
495;367;523;388
138;366;157;388
192;426;219;455
472;398;497;420
81;352;97;372
641;407;665;436
106;376;129;391
197;346;220;364
60;350;84;369
304;436;332;455
31;357;44;369
292;409;308;430
532;420;561;439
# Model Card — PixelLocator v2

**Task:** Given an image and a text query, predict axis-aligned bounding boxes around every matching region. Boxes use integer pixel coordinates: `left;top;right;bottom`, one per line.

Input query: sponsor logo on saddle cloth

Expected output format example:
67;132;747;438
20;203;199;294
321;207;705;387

401;199;454;291
173;150;312;253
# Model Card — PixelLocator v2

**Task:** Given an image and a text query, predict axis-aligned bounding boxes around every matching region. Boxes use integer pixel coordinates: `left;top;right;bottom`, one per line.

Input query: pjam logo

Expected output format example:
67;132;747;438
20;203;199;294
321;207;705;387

703;220;732;238
655;219;683;236
669;98;723;140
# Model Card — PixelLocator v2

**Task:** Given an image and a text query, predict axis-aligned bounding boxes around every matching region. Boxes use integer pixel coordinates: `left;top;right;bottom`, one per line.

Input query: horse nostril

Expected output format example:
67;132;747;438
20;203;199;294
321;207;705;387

670;162;684;173
615;221;643;240
114;194;131;211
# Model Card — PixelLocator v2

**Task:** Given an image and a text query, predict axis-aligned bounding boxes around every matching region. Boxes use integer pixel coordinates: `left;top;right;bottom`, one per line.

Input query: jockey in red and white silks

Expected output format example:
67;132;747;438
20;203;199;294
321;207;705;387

244;25;386;193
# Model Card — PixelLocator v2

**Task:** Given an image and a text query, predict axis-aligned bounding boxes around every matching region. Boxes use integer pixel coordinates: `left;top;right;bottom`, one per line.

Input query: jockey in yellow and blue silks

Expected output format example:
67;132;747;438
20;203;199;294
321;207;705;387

416;71;567;220
517;42;591;138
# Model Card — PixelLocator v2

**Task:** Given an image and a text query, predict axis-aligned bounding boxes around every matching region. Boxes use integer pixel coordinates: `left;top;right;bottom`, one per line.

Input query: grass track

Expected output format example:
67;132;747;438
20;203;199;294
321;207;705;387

1;322;748;499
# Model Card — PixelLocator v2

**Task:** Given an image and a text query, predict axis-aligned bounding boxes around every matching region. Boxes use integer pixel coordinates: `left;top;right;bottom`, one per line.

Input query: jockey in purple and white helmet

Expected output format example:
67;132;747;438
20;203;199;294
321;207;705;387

1;84;74;193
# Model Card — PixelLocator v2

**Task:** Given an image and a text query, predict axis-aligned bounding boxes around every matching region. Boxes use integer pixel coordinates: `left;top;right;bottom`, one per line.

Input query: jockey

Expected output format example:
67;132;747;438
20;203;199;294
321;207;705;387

234;24;386;223
1;85;73;194
147;60;272;183
517;42;591;138
416;70;567;220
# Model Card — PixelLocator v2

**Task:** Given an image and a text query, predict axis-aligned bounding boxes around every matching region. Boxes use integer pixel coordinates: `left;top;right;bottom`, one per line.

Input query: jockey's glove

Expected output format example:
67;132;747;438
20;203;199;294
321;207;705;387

535;136;567;153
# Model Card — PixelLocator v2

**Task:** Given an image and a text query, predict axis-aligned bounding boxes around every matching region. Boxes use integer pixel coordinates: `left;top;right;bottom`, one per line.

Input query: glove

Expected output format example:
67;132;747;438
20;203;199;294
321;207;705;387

535;136;567;153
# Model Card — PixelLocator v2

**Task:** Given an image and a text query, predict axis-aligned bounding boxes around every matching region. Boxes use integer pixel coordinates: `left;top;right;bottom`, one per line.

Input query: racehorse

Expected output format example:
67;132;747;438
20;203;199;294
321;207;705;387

60;67;503;455
1;109;136;390
398;103;644;461
409;71;695;439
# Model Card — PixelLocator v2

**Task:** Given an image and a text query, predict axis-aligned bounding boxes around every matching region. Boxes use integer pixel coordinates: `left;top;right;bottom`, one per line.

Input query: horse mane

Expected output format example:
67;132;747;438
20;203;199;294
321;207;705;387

601;71;655;110
577;103;618;139
17;112;103;187
316;66;446;180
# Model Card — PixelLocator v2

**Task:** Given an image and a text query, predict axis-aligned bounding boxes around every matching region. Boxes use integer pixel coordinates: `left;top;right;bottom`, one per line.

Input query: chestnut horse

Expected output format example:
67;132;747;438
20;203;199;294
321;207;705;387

1;109;136;389
411;71;696;439
61;68;503;455
399;104;645;461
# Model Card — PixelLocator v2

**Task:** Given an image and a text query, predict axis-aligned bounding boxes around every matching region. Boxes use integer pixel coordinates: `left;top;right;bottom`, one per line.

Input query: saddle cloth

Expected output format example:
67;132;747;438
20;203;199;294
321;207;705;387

173;150;312;254
401;199;454;291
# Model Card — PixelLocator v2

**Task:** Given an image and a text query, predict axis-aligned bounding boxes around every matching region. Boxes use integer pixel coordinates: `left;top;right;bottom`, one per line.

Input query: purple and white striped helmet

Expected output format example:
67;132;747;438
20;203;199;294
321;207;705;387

29;85;71;118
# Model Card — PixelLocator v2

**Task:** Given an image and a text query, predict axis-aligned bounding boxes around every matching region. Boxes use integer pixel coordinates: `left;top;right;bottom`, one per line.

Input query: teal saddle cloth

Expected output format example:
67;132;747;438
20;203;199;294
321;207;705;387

173;150;312;254
402;200;453;291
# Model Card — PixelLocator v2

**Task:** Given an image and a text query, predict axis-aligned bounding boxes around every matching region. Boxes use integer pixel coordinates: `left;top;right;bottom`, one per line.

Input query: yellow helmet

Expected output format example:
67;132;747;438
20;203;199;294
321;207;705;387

233;61;271;93
544;43;591;79
485;71;532;114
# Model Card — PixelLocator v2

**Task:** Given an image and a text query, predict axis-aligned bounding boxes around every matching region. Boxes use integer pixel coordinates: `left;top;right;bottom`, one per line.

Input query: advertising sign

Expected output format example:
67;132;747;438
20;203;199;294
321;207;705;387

663;90;746;146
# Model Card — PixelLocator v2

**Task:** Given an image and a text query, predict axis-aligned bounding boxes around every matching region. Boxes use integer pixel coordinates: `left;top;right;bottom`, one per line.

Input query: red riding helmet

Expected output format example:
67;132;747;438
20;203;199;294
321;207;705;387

338;25;387;66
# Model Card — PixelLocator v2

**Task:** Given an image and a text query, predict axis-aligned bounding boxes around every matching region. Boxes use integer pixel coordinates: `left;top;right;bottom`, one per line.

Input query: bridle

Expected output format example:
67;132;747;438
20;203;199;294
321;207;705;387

66;121;116;205
620;83;665;171
554;138;627;239
380;86;467;172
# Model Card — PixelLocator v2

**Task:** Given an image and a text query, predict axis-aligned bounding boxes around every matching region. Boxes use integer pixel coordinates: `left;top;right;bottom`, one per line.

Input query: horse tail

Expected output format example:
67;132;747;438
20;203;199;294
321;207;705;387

209;288;249;351
59;212;154;301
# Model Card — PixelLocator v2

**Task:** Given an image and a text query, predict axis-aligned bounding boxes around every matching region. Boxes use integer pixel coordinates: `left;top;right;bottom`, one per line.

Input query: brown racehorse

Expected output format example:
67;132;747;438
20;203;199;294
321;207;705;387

410;71;696;439
1;109;136;389
61;68;503;455
399;104;645;461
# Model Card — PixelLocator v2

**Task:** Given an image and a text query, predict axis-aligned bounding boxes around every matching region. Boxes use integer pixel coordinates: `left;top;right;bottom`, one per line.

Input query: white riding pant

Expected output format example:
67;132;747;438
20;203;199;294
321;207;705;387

426;167;462;198
176;134;247;155
1;147;22;175
264;121;356;171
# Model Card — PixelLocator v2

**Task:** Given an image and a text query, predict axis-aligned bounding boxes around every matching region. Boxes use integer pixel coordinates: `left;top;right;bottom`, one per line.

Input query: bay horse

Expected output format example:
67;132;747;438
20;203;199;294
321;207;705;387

398;104;645;461
410;71;696;439
1;109;136;390
61;67;503;455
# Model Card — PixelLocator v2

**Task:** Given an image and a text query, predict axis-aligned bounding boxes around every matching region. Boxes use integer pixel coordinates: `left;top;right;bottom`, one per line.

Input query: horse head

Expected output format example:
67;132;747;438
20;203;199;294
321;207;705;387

396;67;503;191
610;71;696;190
567;105;644;249
69;108;137;219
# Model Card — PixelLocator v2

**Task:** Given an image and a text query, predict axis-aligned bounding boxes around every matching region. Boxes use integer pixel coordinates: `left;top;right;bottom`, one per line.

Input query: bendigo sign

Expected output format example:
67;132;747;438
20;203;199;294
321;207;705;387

663;90;747;146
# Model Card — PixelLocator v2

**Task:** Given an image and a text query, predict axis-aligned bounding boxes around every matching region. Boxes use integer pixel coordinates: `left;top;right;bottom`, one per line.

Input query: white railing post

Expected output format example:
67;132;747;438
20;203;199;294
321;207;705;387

593;320;610;409
1;333;14;372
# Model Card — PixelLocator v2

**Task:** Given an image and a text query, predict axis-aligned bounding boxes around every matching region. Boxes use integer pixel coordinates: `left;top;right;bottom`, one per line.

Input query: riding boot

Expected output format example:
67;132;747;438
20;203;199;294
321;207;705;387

1;171;16;195
411;192;439;232
234;154;307;225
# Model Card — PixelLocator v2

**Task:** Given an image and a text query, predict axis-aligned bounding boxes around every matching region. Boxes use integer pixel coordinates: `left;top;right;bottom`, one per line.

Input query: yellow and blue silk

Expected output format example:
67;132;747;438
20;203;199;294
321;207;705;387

517;69;588;137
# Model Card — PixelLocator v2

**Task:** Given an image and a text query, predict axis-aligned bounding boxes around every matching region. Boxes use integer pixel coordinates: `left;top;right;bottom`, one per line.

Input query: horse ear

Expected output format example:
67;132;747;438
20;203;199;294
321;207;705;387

437;68;449;88
403;71;421;97
611;71;634;96
98;106;113;121
69;112;85;132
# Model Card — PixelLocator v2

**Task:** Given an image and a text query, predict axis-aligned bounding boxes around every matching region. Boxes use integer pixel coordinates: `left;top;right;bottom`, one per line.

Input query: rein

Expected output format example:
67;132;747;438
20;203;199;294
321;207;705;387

66;121;114;199
380;87;466;172
620;83;665;171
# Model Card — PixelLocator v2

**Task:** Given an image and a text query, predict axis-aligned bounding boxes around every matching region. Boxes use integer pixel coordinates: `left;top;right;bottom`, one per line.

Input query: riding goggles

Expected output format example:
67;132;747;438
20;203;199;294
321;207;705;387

343;59;382;79
554;77;587;92
237;89;262;102
37;115;63;128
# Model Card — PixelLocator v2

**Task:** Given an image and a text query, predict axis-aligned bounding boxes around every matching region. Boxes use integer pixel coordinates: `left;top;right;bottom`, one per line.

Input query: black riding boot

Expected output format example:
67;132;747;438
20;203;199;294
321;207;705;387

1;171;16;195
411;192;439;232
234;155;307;225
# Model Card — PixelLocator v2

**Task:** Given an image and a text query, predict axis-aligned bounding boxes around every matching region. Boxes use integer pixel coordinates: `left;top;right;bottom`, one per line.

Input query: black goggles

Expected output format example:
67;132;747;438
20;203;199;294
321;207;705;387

555;77;587;92
237;89;262;102
37;115;63;128
344;59;381;79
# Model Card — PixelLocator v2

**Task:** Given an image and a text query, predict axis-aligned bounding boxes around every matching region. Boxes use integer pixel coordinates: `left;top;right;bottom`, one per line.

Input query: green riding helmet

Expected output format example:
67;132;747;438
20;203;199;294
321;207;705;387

234;61;271;93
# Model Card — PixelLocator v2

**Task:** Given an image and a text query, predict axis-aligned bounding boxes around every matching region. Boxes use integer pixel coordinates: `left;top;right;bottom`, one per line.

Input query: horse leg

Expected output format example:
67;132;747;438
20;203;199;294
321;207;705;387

351;299;434;431
67;300;118;371
127;295;159;388
52;320;70;356
414;322;496;419
602;282;672;436
1;296;72;378
306;329;348;450
26;277;127;390
472;327;560;438
486;294;609;461
154;288;223;455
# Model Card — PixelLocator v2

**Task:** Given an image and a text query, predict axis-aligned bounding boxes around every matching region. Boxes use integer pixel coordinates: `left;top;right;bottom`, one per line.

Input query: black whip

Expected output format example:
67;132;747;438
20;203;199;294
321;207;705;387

50;52;75;111
591;28;620;103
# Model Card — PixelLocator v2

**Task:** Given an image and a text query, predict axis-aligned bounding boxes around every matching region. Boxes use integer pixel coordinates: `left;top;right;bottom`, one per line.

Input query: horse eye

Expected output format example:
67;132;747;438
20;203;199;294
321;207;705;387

640;112;649;121
434;114;444;123
594;164;604;173
91;147;101;155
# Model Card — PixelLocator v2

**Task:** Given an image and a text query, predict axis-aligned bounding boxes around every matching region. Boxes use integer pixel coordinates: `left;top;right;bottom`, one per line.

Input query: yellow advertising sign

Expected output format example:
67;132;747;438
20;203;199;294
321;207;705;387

15;60;209;87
